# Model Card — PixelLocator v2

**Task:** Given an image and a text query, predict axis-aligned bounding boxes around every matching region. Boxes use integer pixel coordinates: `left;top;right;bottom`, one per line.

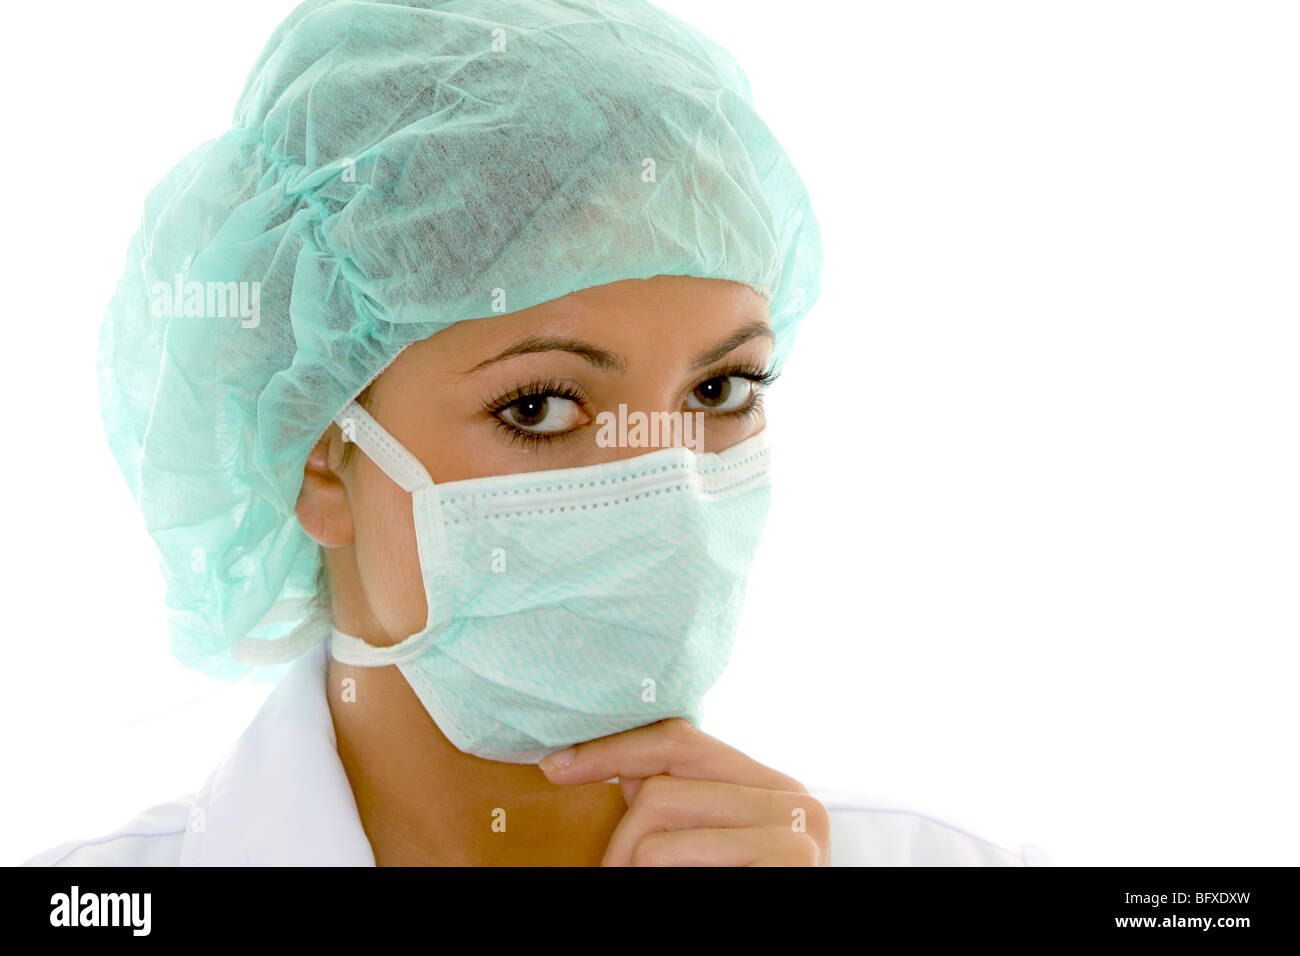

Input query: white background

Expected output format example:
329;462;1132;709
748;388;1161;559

2;1;1296;866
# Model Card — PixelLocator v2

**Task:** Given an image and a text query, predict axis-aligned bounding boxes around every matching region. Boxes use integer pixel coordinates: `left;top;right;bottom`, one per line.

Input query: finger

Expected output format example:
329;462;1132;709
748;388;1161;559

601;775;825;866
539;717;806;794
615;826;824;867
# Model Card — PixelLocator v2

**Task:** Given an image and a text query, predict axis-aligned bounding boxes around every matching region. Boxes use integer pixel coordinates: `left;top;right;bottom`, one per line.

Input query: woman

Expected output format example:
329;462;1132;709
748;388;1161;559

24;0;1030;866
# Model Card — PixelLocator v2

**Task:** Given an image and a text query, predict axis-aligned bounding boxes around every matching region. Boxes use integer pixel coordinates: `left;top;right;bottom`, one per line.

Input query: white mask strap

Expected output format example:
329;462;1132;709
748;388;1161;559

332;400;433;492
326;399;452;664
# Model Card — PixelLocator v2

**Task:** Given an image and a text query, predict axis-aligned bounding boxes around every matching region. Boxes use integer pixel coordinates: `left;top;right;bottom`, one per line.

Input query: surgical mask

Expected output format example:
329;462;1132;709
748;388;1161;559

327;399;774;764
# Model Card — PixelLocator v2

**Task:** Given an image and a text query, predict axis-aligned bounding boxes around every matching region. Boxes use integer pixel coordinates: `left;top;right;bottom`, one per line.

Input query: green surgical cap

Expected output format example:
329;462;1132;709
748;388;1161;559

98;0;822;682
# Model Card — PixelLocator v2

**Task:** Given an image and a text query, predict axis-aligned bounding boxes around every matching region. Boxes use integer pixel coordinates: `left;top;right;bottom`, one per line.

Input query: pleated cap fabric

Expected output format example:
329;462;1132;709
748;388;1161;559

97;0;823;681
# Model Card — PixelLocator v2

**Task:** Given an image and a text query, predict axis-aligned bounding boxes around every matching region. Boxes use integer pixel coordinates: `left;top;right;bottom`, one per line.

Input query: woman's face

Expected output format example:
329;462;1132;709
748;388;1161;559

300;274;773;645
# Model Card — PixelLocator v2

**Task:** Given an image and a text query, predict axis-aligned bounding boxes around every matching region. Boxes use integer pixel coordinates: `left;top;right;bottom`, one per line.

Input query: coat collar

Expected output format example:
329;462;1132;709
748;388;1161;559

179;640;376;865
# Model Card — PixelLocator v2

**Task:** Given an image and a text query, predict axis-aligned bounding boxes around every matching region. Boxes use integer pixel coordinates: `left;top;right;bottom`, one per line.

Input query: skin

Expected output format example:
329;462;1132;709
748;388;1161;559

295;274;831;866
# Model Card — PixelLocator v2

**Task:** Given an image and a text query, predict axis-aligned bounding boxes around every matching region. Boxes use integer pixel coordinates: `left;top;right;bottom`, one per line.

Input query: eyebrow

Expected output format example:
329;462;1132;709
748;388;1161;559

462;321;774;375
687;321;775;370
463;334;626;374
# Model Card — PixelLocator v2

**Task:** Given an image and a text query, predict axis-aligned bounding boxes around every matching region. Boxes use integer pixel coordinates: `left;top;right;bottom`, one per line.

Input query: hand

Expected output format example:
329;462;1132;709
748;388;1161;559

539;717;831;866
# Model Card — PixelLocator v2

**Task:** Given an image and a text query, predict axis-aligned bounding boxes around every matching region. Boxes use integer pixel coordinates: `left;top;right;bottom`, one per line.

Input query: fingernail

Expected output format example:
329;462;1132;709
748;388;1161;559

539;748;576;772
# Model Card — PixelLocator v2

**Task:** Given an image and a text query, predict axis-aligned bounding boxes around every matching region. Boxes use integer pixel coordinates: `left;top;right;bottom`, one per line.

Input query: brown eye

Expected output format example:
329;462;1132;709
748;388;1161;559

498;394;584;434
686;375;755;412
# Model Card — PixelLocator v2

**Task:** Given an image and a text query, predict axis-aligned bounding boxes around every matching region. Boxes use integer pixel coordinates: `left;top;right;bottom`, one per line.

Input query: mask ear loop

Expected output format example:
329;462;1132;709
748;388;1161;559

231;595;332;667
333;400;434;492
327;400;455;667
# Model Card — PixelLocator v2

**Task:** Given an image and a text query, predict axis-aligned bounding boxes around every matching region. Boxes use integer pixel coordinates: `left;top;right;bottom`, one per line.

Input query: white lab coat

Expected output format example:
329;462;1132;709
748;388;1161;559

21;640;1042;866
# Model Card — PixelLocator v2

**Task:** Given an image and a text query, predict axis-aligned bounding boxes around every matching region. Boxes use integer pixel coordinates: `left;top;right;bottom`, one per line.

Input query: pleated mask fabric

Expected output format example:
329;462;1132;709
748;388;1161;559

328;399;774;762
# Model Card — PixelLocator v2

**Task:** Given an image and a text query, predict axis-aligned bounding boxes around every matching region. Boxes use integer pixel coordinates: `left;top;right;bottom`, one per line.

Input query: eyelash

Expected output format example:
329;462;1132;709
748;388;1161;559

482;363;779;450
483;377;591;450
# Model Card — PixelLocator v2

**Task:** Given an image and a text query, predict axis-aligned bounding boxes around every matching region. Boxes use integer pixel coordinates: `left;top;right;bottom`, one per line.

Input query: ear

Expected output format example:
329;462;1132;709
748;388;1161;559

296;428;355;548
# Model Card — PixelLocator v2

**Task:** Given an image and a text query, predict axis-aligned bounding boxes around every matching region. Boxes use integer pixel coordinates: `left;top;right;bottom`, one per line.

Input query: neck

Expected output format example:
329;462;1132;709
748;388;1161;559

325;657;628;866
